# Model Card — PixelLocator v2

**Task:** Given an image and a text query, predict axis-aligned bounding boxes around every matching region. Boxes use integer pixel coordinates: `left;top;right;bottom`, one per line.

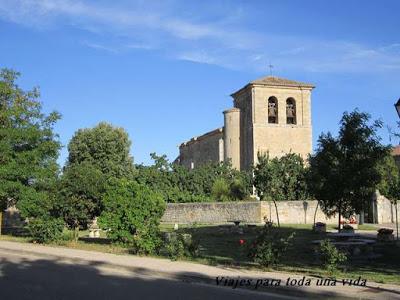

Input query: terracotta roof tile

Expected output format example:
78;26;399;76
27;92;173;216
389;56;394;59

392;145;400;156
251;76;315;88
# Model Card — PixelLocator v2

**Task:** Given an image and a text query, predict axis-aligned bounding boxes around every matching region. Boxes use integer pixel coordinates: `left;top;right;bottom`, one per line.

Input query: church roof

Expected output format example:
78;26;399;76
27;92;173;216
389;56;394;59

231;75;314;97
250;76;315;88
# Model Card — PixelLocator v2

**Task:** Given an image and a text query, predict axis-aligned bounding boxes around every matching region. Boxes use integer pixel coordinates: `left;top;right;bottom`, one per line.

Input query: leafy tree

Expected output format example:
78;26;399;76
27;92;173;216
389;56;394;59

57;161;106;240
253;153;309;226
99;178;166;254
135;153;184;203
135;154;252;203
0;69;61;221
309;110;388;231
66;122;135;179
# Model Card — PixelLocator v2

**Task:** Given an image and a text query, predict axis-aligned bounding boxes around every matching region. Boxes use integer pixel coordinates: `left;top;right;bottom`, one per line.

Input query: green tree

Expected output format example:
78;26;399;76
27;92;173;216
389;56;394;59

309;110;388;231
66;122;135;179
253;153;309;226
135;153;184;203
0;69;61;221
57;162;106;240
135;154;252;203
99;178;166;254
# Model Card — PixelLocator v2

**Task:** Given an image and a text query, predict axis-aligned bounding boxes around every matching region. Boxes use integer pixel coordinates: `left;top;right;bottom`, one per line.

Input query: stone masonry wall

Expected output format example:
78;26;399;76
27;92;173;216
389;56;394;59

260;200;338;225
179;129;223;169
161;201;263;224
161;200;340;225
374;191;400;224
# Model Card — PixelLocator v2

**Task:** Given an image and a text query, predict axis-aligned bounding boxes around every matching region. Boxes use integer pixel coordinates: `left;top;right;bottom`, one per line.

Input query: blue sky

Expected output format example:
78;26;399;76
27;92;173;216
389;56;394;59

1;0;400;166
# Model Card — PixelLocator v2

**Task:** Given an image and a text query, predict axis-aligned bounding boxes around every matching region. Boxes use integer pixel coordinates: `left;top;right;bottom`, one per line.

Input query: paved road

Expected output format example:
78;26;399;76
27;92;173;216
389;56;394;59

0;241;398;300
0;249;298;300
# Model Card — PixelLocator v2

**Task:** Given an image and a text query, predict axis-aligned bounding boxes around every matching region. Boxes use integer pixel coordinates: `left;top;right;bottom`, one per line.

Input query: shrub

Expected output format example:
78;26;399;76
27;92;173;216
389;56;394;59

28;217;64;243
249;228;295;267
165;235;185;260
98;178;166;255
164;232;199;260
229;179;247;200
211;178;231;202
319;239;347;274
378;228;393;234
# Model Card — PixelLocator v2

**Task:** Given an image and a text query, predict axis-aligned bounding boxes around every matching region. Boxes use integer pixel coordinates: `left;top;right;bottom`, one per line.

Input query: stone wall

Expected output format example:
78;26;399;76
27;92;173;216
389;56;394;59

1;205;25;234
161;201;263;224
178;128;223;169
374;191;400;224
260;200;338;224
161;200;339;225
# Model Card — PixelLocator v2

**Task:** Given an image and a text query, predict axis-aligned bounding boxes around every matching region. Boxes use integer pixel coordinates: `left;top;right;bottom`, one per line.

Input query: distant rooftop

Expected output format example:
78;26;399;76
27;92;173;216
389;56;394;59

392;145;400;156
251;76;315;88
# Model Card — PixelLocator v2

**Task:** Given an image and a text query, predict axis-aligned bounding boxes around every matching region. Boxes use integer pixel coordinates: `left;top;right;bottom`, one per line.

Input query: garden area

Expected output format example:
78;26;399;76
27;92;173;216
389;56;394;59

1;223;399;285
1;68;400;289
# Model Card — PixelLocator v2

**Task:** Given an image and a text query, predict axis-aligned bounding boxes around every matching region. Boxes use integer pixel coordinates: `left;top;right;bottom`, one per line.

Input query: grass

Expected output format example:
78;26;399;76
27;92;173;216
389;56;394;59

1;224;399;285
175;224;400;285
358;224;379;231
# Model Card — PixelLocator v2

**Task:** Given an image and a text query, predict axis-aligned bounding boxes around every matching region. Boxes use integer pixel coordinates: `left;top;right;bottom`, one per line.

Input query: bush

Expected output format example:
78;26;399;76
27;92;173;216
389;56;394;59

165;234;186;260
249;228;295;268
319;239;347;274
211;178;231;202
229;179;247;200
28;217;64;243
164;232;199;260
98;178;166;255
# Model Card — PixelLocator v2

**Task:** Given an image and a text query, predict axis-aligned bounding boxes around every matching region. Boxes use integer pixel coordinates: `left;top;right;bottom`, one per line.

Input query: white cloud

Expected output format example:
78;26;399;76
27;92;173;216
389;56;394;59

82;41;119;53
1;0;399;74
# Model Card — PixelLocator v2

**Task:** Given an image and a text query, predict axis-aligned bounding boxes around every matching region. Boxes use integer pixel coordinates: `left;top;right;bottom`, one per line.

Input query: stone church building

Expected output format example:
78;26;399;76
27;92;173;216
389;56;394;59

177;76;315;171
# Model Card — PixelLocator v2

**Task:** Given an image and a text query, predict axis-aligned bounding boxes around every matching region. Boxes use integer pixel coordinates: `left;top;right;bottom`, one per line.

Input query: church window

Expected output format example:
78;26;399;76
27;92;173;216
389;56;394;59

268;96;278;124
286;98;296;124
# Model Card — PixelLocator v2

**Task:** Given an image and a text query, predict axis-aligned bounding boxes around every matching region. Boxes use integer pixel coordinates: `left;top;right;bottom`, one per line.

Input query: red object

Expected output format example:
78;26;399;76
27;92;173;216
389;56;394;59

239;239;245;245
349;217;357;224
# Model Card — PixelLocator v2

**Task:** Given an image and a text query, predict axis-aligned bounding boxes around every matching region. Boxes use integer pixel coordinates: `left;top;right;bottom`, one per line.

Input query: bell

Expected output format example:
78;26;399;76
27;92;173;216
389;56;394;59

268;103;276;117
287;106;295;117
268;108;276;117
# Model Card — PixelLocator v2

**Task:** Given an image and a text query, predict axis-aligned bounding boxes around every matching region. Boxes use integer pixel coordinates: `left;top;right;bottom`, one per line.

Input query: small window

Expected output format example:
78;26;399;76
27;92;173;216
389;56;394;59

268;96;278;124
286;98;296;124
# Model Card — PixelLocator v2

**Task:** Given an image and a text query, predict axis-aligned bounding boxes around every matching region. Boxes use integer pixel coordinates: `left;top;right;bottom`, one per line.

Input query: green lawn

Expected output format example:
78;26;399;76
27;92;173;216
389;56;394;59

173;224;400;285
1;224;398;285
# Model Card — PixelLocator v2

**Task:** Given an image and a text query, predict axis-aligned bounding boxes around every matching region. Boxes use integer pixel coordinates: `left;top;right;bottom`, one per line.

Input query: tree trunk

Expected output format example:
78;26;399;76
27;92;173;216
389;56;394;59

338;201;342;233
313;201;319;228
396;201;399;241
0;212;2;235
273;200;280;227
74;223;79;242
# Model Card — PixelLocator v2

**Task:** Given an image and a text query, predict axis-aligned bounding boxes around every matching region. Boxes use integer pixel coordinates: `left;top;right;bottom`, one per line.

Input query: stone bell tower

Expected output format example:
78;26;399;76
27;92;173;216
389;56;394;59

227;76;314;170
177;75;314;171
